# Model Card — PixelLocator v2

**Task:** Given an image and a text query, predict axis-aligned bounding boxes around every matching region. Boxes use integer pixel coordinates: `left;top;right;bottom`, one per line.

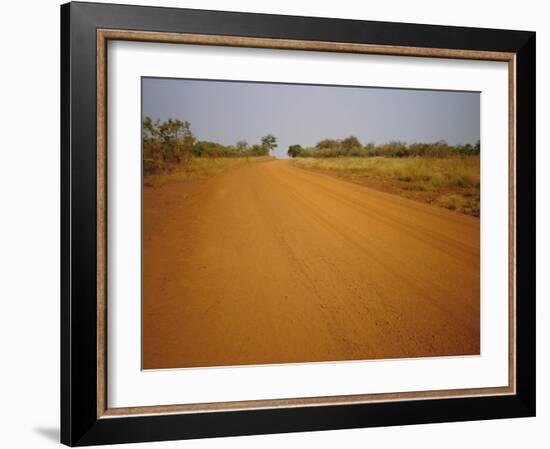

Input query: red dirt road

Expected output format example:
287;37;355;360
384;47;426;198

143;160;480;369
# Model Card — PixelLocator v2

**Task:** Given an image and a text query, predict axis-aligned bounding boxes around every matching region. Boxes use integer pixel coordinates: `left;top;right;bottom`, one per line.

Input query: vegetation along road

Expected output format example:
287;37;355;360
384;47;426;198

143;159;480;369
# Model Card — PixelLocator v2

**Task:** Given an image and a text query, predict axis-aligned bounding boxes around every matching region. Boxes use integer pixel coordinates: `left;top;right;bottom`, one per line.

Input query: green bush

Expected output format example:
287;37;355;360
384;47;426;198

287;136;480;159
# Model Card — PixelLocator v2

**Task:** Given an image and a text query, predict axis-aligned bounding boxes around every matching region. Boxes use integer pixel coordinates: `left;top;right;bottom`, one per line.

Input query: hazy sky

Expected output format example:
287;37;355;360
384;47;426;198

142;77;480;159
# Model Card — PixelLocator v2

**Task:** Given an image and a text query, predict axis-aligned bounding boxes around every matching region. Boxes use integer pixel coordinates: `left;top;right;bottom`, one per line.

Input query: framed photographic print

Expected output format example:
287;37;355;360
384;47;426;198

60;1;536;446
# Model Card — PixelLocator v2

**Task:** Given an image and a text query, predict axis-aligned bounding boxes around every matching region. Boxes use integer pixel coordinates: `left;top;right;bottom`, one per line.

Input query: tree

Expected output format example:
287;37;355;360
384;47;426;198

142;116;158;140
342;136;361;151
287;144;303;158
248;144;266;156
474;140;481;154
261;134;278;153
315;138;339;150
236;140;248;154
142;117;195;174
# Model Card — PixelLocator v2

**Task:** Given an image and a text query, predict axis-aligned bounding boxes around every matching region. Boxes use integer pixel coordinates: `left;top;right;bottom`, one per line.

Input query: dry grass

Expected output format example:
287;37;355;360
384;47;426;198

144;156;274;187
292;156;480;216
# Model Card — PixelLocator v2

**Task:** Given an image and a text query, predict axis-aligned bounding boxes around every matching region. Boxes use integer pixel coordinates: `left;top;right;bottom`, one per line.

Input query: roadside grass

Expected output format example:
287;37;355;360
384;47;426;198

292;156;480;216
144;156;274;187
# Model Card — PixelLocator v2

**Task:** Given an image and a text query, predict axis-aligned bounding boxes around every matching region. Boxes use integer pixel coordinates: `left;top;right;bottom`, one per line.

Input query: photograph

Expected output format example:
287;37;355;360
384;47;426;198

142;77;481;370
55;1;537;445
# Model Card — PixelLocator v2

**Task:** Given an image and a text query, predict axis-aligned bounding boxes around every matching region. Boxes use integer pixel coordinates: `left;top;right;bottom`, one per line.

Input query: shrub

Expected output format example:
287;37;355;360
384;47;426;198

288;137;479;159
143;117;279;176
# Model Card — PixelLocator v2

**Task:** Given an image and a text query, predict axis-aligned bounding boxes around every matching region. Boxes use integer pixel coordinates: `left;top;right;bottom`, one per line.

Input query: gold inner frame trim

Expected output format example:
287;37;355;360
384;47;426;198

96;28;517;419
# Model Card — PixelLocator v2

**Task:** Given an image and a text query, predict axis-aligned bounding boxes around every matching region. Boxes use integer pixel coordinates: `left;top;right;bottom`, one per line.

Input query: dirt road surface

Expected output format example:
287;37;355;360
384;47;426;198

143;160;479;369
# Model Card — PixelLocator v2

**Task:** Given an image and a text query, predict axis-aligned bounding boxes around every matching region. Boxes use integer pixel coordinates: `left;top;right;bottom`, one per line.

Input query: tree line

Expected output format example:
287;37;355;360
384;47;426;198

287;136;480;159
143;117;277;175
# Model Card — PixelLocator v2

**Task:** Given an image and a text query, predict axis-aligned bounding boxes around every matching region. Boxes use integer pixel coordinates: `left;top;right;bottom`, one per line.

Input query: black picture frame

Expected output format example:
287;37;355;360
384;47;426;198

61;1;535;446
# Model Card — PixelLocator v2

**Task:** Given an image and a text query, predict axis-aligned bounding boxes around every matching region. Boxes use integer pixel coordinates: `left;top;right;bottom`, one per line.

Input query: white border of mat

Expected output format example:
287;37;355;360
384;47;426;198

107;40;509;408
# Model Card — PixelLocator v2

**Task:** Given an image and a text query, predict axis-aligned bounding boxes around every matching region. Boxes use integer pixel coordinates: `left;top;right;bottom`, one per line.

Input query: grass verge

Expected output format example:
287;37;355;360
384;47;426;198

292;156;480;216
144;156;274;187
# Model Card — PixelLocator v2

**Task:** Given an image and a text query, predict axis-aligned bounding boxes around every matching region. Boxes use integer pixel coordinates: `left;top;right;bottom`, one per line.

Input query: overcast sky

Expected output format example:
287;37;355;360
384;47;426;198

142;77;480;159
